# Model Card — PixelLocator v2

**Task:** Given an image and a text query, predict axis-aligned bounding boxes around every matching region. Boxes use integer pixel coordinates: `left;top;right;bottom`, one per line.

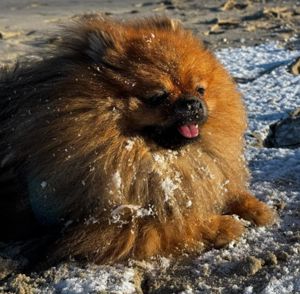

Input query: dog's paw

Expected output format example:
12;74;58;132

228;192;277;226
202;215;245;248
243;200;277;226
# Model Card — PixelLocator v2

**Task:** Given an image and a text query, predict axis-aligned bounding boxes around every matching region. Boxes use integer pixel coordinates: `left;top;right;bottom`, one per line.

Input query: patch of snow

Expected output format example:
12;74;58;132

84;216;99;225
125;139;135;151
110;204;155;224
217;42;300;136
40;181;47;189
260;275;300;294
244;286;254;294
216;42;300;79
153;153;165;165
112;171;122;192
40;264;136;294
186;200;193;208
161;176;178;202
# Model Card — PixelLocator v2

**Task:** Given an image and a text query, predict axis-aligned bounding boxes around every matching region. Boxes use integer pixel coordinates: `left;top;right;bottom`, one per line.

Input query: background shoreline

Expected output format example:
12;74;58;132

0;0;299;66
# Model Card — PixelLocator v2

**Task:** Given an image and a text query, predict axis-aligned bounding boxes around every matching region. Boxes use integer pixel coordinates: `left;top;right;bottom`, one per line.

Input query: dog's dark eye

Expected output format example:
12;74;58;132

196;86;205;96
144;90;170;106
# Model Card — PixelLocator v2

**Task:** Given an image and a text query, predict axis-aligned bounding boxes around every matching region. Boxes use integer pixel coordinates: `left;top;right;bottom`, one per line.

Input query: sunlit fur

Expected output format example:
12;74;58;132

0;15;276;265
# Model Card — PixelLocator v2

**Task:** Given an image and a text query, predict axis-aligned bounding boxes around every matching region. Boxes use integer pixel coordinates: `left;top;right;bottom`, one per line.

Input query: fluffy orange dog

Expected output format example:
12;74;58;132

0;15;276;264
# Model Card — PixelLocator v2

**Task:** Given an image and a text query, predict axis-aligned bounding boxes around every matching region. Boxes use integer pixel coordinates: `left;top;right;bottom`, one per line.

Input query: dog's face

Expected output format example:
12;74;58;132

133;84;208;149
69;16;239;149
120;49;210;149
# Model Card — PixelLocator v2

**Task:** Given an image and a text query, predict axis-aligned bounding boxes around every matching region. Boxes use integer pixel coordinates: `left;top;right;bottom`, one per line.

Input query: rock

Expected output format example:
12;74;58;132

264;251;278;266
264;110;300;148
276;251;289;262
217;18;240;28
1;31;22;39
274;200;286;211
236;256;263;276
209;18;240;35
221;0;236;11
221;0;248;11
6;274;33;294
249;131;264;148
201;263;211;277
289;57;300;75
289;231;300;242
263;6;295;19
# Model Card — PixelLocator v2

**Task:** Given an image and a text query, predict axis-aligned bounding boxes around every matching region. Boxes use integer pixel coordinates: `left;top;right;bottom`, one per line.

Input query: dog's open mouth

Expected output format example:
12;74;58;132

177;123;199;139
142;121;202;149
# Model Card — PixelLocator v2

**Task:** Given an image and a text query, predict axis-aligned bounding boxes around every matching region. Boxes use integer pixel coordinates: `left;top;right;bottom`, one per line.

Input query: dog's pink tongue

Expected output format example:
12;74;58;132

177;124;199;138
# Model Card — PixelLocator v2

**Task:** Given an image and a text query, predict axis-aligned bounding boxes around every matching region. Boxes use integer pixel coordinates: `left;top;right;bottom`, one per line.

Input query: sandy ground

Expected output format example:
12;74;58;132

0;0;299;65
0;0;300;293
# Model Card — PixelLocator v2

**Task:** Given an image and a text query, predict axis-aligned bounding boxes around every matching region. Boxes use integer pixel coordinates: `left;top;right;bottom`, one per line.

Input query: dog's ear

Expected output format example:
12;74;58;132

86;30;121;63
59;15;124;63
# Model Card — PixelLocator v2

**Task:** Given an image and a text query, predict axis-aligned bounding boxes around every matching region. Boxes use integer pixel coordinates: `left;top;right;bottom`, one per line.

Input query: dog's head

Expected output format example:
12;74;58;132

62;15;242;149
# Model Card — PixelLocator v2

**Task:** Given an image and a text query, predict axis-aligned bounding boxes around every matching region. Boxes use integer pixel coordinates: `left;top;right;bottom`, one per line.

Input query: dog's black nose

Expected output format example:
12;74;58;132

174;97;207;121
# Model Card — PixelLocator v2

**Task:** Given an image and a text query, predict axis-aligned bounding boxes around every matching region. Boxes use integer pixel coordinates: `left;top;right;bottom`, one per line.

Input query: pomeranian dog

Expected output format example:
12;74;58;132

0;15;276;265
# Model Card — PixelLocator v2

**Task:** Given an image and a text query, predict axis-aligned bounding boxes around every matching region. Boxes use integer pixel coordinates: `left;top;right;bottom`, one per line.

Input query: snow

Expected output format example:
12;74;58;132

216;43;300;79
161;176;178;201
243;286;254;294
260;276;300;294
216;42;300;135
39;264;137;294
186;199;193;208
112;171;122;192
40;181;48;189
153;153;165;165
110;204;155;224
125;139;135;151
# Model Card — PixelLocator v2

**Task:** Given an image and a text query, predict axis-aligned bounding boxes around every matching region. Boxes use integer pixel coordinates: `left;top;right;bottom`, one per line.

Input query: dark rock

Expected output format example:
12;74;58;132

235;256;263;276
264;109;300;148
264;251;278;266
276;251;289;262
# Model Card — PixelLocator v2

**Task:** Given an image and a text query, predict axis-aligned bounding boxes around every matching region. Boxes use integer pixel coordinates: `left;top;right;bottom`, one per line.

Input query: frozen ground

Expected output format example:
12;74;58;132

1;42;299;294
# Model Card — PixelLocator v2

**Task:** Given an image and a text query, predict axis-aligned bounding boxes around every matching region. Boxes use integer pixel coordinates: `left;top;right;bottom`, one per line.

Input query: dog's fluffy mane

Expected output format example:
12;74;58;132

0;15;256;263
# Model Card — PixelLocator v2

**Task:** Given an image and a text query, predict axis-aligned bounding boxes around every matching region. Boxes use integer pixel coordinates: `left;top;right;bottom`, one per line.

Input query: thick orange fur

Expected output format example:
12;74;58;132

0;15;276;265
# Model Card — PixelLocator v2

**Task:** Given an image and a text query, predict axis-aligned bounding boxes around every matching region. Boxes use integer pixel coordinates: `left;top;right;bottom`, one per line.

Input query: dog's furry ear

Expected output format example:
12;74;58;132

59;15;124;63
86;30;120;63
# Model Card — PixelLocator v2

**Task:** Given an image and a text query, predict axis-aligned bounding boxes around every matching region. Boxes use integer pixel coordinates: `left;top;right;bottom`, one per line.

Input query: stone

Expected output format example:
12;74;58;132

264;110;300;148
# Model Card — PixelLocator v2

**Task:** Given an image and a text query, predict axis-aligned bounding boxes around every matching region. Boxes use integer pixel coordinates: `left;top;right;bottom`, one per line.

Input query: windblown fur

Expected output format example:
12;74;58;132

0;15;276;265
